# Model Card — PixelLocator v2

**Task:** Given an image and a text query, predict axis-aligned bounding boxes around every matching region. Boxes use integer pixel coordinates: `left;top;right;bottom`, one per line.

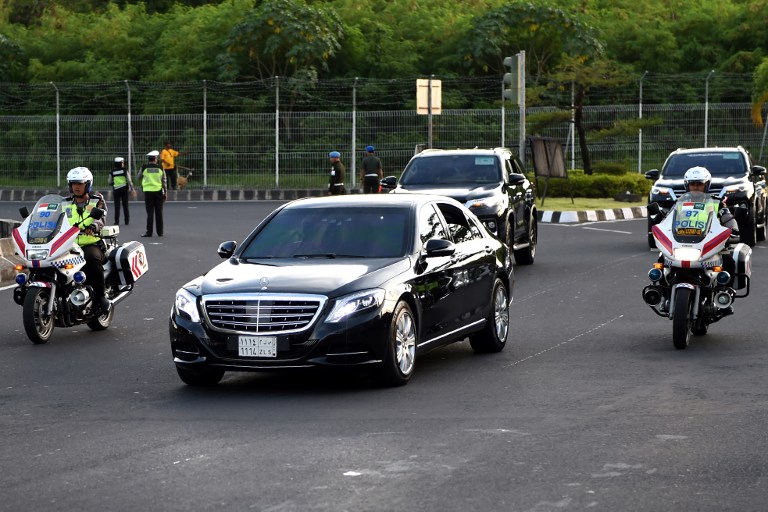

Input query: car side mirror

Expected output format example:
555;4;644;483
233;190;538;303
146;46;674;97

645;169;660;180
751;165;766;177
19;206;30;219
508;174;526;185
381;176;397;188
424;238;455;257
217;240;237;258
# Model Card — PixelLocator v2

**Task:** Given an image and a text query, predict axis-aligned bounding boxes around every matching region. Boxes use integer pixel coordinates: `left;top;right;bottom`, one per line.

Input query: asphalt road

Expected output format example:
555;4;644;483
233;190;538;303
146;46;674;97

1;200;768;511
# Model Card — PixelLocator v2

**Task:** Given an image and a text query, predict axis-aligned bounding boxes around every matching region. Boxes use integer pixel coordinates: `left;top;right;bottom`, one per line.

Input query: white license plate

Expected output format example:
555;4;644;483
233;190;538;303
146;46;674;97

238;336;277;357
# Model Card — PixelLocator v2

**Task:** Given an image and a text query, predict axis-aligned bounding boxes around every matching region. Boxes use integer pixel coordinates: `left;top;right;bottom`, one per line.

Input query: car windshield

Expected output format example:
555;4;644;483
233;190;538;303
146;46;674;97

400;155;501;185
662;152;746;178
241;206;410;259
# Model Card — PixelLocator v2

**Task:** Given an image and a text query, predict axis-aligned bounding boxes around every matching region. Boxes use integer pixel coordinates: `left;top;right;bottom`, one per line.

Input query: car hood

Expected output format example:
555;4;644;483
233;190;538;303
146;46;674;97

655;176;747;188
191;257;411;296
393;183;500;202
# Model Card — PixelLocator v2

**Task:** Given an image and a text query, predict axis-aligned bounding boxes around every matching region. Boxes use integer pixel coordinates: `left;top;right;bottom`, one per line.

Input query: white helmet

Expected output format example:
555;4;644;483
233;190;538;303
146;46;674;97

67;166;94;194
147;150;159;158
684;166;711;192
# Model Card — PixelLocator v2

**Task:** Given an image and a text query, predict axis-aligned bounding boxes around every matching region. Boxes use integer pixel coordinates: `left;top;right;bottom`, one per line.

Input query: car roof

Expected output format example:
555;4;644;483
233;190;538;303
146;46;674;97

281;193;465;210
669;146;745;155
412;147;511;158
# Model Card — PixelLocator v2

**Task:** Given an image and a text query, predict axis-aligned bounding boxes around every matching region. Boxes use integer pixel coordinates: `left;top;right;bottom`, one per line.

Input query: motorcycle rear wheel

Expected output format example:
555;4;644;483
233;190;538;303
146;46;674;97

672;287;693;350
23;287;55;344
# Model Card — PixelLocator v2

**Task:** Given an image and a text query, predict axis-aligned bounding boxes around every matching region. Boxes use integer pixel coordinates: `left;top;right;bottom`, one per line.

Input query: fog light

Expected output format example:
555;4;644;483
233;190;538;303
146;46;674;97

15;273;27;285
716;271;731;285
648;268;663;282
486;220;497;231
73;271;86;284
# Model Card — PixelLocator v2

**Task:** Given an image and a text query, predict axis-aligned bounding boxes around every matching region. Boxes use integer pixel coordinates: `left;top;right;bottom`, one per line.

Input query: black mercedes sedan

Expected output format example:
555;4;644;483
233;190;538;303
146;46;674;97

169;194;514;387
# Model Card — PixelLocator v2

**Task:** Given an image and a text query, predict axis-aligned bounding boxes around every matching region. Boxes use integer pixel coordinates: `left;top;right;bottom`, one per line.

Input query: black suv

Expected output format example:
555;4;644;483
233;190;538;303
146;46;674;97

645;146;767;247
382;147;537;264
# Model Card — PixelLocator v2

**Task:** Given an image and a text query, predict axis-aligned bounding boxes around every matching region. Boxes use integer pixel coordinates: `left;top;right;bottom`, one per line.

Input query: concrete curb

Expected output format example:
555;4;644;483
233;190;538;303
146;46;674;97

537;205;647;224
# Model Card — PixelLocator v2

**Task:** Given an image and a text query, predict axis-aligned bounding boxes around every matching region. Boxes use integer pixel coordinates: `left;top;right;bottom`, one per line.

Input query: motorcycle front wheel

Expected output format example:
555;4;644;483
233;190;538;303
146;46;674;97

23;287;55;344
672;287;693;350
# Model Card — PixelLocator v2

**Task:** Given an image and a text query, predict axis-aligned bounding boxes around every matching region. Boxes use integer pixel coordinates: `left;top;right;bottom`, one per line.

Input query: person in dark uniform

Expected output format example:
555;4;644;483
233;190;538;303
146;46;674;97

108;156;135;225
138;150;167;237
360;145;383;193
328;151;346;195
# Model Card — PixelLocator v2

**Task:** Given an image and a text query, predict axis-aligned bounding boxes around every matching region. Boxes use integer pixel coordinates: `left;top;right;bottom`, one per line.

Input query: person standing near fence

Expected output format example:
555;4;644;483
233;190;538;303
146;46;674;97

108;156;136;225
360;145;383;193
160;141;185;191
328;151;346;195
138;150;167;238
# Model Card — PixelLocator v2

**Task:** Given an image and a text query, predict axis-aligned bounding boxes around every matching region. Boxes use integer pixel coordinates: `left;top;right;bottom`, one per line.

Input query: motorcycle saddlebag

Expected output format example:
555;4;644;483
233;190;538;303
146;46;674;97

110;241;149;286
721;243;751;290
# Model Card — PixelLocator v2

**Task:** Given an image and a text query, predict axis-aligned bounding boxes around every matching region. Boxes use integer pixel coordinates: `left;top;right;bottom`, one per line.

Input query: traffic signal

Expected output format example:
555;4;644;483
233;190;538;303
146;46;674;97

503;55;519;104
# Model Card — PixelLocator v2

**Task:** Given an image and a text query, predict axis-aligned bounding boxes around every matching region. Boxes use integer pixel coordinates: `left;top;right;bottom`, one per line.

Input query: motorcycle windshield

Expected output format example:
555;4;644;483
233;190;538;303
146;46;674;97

670;191;716;243
26;194;67;244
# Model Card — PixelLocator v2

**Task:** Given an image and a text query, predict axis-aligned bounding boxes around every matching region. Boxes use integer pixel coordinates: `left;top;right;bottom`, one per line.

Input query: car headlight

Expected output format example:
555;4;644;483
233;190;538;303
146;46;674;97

723;183;748;194
651;186;672;196
673;247;701;261
26;249;49;260
465;196;504;211
174;288;201;322
325;289;385;323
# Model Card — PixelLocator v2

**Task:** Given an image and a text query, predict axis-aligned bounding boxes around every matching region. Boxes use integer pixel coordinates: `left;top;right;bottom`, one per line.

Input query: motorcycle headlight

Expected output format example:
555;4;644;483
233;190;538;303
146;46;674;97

673;247;701;261
174;288;201;322
26;249;49;260
325;289;385;323
465;196;504;211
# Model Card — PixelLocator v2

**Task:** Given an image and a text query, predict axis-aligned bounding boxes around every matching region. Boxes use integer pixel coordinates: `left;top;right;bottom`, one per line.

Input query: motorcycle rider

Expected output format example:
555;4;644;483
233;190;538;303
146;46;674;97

65;167;110;314
682;166;739;241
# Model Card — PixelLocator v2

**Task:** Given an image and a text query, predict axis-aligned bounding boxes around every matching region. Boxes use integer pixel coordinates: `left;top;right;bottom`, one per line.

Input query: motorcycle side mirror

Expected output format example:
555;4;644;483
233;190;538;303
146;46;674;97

647;202;660;216
19;206;30;219
89;207;105;220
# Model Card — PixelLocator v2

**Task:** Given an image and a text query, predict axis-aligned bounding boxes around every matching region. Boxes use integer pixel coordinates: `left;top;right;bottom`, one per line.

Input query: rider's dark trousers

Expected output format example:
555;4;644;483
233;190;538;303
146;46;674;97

82;243;106;300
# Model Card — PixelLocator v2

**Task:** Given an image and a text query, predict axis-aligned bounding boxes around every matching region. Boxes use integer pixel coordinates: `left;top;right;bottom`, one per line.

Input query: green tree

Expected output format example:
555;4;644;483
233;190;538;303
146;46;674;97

0;33;28;81
457;2;602;82
220;0;344;81
549;56;634;174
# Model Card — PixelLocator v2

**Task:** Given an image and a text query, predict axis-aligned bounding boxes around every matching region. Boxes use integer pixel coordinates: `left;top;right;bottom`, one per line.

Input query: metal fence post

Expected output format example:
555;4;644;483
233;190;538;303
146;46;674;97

638;71;647;173
51;82;61;187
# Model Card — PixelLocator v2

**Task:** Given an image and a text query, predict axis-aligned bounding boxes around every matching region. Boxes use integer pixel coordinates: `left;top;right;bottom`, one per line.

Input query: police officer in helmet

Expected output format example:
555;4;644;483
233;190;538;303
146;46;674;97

683;166;739;240
65;166;110;313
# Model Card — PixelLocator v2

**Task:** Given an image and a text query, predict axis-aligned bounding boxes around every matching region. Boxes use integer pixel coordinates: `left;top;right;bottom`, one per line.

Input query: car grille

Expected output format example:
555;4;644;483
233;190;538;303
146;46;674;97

202;293;326;335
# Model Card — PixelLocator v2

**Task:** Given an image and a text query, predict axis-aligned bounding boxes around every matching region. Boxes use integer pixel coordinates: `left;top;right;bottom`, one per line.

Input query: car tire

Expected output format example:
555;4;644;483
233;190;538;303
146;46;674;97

757;200;767;242
513;213;536;265
176;365;225;386
376;301;417;387
469;278;509;353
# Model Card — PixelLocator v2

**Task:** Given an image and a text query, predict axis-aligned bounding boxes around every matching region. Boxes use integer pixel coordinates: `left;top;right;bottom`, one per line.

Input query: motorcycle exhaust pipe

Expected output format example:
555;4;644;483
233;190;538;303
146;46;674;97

69;288;91;307
642;286;664;306
713;290;733;309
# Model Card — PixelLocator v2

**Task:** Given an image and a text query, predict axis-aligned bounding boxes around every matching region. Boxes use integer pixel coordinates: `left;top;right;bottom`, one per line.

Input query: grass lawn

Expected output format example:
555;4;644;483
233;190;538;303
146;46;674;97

537;197;647;211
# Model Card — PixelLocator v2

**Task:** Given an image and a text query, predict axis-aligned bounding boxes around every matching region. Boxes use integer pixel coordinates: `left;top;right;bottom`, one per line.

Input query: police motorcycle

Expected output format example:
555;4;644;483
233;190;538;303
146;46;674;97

643;185;751;350
11;193;149;344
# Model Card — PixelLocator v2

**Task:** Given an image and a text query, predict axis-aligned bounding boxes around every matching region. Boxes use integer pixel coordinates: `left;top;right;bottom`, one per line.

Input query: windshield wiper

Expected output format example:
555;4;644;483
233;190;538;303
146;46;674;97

293;253;337;259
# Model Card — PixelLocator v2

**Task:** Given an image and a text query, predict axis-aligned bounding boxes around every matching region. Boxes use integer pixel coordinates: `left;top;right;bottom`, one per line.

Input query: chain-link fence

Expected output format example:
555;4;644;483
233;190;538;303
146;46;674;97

1;76;766;190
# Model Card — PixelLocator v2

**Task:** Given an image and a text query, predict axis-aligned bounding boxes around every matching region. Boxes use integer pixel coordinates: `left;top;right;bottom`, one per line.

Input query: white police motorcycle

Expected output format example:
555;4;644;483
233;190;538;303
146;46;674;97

11;193;148;344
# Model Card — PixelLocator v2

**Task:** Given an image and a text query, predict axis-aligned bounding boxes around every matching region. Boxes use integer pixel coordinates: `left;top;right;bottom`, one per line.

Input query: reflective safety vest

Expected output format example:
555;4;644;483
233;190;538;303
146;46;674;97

66;198;102;246
111;168;128;189
142;165;163;192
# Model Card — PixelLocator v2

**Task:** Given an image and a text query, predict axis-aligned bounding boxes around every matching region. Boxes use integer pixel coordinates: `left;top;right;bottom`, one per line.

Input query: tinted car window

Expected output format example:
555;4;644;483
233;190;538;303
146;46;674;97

663;152;746;178
435;202;481;243
418;204;448;244
401;155;501;185
242;206;409;258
